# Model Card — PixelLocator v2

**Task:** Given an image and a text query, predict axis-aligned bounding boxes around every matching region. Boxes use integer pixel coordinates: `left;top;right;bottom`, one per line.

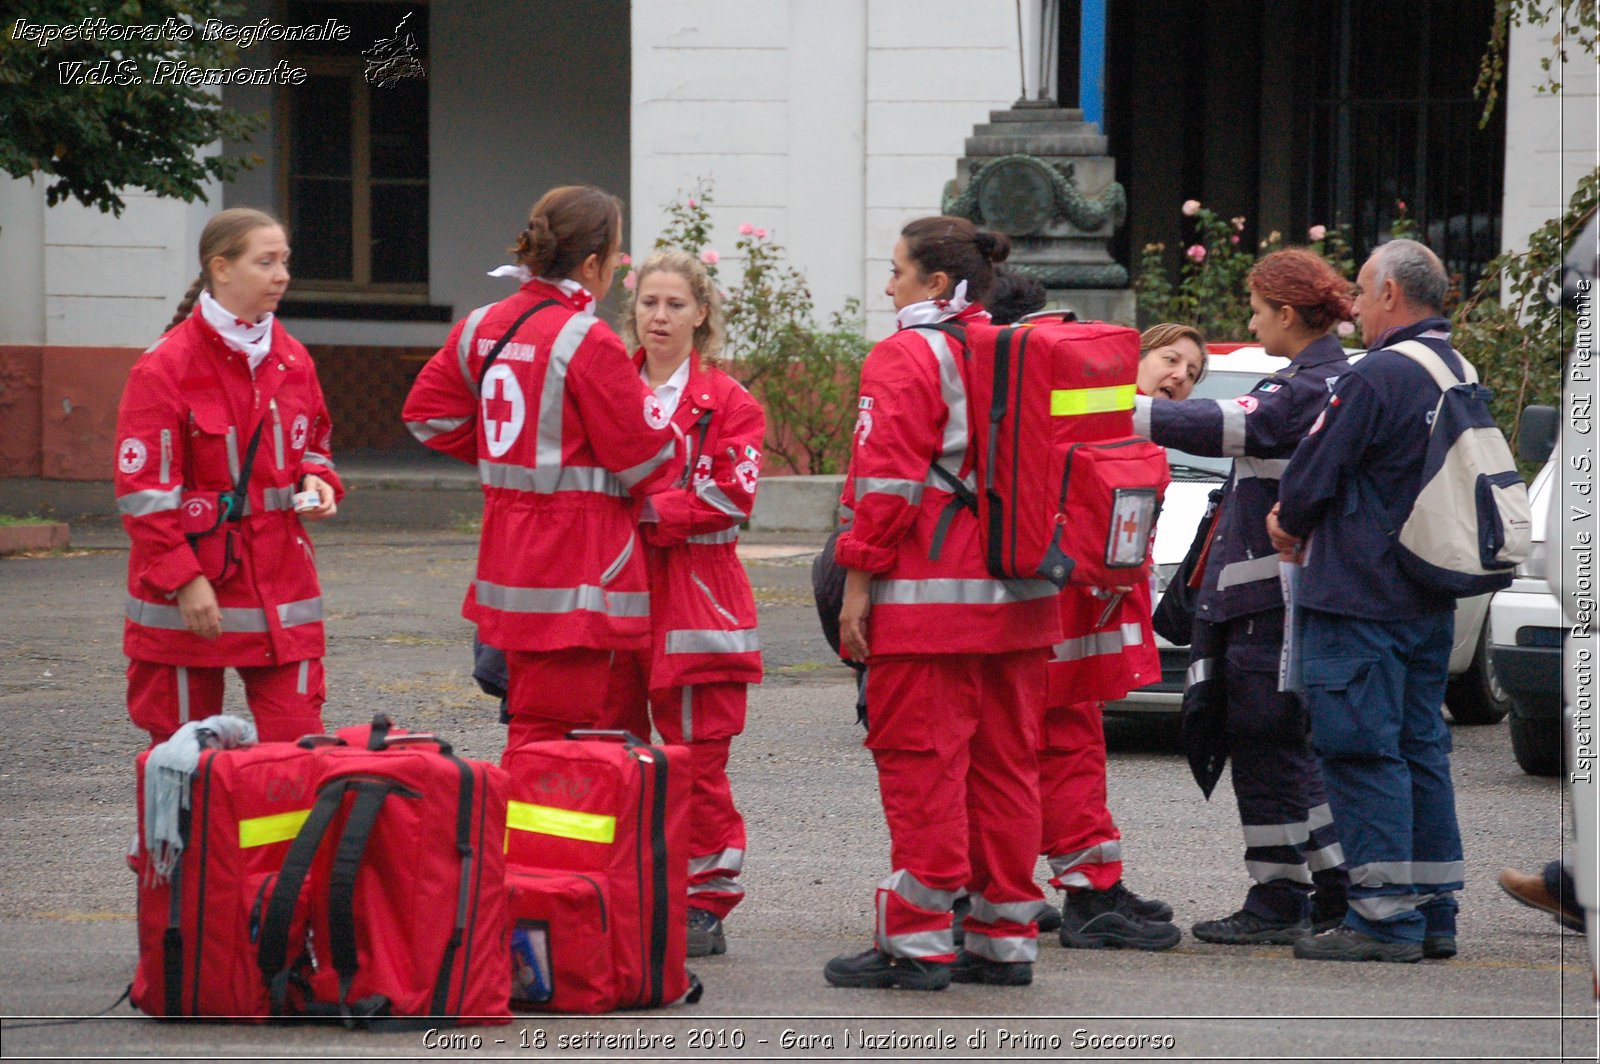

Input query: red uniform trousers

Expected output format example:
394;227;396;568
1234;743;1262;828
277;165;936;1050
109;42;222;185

502;648;615;755
604;650;748;919
1038;700;1124;891
126;658;325;746
867;649;1046;965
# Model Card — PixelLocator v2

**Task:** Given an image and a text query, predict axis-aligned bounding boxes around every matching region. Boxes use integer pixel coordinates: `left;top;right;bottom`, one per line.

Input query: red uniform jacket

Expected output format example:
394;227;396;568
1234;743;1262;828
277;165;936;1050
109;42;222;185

634;352;765;689
116;312;343;667
834;314;1061;656
403;279;681;652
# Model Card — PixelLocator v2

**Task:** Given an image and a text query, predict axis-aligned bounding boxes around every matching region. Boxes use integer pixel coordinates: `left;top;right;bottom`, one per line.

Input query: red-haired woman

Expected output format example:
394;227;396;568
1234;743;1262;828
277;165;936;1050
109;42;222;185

403;186;682;754
115;208;342;745
1133;247;1356;945
825;216;1060;991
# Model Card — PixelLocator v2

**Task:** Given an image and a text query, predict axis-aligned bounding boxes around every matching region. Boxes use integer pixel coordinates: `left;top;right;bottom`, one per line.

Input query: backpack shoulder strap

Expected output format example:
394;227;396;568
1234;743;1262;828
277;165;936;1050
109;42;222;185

475;299;562;395
1388;338;1478;389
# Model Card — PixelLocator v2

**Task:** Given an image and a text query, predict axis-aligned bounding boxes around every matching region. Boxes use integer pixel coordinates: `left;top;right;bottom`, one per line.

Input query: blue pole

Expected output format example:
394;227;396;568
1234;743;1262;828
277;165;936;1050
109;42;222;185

1079;0;1106;126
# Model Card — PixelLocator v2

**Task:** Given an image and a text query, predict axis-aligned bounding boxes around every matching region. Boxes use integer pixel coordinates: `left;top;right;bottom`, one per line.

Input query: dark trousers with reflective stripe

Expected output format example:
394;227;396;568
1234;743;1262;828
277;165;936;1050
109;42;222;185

1301;608;1462;943
604;651;748;919
1223;612;1348;922
126;658;325;746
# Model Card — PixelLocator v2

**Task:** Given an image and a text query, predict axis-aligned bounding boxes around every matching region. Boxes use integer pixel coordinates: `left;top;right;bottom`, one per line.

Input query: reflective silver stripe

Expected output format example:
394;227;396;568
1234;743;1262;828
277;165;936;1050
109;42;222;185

1055;870;1092;889
681;684;694;743
126;595;269;633
1307;803;1335;831
296;659;309;695
697;481;747;521
1245;860;1314;885
271;400;284;469
117;486;184;516
1215;553;1283;590
1305;840;1347;872
857;477;925;504
175;665;190;724
691;573;739;624
1349;893;1421;921
1051;621;1145;663
159;429;171;484
598;534;635;586
688;876;742;896
1412;861;1465;885
618;439;677;491
1186;657;1216;687
877;927;955;960
474;579;649;618
1215;398;1248;456
1348;861;1413;888
1242;821;1311;848
278;596;323;627
537;311;599;472
664;628;761;655
1048;841;1122;878
407;416;470;443
686;528;739;546
302;451;335;470
260;485;297;512
963;933;1038;964
1234;455;1289;481
478;459;627;496
1132;394;1153;437
225;426;241;483
871;577;1058;606
968;894;1046;926
456;302;496;389
917;327;971;485
881;868;959;912
923;466;976;492
689;848;746;876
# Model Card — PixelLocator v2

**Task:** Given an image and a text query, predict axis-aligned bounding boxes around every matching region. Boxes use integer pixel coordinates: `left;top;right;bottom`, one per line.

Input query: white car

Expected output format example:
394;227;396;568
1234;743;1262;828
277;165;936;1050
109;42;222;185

1106;345;1505;725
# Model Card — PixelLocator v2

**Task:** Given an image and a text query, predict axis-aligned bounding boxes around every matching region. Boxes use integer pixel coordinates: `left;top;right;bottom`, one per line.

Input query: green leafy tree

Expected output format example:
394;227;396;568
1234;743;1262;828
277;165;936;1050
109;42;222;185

0;1;263;215
1476;0;1598;126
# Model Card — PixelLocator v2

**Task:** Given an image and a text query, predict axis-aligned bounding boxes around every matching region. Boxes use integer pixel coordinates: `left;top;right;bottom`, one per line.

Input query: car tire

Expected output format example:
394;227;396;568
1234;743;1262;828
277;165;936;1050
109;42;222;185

1509;712;1563;776
1444;622;1512;725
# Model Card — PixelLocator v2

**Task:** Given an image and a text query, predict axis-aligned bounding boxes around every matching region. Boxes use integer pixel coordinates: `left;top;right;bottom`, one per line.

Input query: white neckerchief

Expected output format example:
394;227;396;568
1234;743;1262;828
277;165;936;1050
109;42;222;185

487;264;596;301
199;290;273;373
895;279;974;330
642;356;692;419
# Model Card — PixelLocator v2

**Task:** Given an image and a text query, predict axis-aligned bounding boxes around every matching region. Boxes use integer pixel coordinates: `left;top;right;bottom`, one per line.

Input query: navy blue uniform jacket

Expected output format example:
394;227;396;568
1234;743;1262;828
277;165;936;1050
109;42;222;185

1276;317;1463;621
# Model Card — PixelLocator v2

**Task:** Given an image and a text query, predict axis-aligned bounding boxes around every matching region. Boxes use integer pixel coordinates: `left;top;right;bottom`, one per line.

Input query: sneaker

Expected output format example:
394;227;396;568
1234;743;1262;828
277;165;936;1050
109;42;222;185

823;947;951;991
1311;892;1349;934
1059;889;1182;951
1192;909;1310;945
1104;880;1174;923
1423;935;1457;959
687;907;726;958
1292;925;1423;963
1498;867;1585;931
951;949;1032;986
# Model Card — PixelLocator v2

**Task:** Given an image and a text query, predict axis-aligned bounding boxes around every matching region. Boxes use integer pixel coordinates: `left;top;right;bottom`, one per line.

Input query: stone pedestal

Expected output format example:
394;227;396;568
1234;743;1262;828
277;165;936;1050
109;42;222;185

942;102;1134;323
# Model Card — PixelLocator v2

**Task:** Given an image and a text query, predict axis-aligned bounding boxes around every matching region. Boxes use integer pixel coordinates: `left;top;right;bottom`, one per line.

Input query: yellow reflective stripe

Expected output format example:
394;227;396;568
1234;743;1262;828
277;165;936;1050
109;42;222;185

1051;384;1136;416
506;799;616;844
238;808;311;849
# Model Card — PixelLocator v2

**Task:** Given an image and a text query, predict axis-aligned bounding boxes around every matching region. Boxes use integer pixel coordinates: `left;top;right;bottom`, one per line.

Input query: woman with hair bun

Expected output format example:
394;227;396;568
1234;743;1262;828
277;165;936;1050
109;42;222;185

823;216;1060;991
115;207;341;744
604;248;766;958
403;186;683;755
1132;246;1357;946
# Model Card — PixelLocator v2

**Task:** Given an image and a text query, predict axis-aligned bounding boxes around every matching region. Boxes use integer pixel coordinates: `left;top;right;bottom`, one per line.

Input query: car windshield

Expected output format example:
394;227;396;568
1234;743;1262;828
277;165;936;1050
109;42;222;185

1161;369;1267;479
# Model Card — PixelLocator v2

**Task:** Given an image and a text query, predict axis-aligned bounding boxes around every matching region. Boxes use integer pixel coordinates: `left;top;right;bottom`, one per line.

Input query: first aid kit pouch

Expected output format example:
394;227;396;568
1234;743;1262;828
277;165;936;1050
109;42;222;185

1056;436;1171;589
505;867;618;1013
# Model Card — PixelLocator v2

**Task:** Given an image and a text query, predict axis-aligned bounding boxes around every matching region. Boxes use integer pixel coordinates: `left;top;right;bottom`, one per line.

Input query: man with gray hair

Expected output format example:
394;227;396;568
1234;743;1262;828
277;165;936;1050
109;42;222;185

1266;239;1465;962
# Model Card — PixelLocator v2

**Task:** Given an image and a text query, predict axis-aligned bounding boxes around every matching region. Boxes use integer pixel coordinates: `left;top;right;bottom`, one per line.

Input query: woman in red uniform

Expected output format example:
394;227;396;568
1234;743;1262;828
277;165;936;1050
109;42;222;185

115;208;341;745
403;186;682;755
824;216;1061;991
603;249;766;958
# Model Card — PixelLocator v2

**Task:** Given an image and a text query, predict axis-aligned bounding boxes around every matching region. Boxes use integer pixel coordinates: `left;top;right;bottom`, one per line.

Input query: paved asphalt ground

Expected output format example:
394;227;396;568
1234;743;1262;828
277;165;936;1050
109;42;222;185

0;468;1596;1061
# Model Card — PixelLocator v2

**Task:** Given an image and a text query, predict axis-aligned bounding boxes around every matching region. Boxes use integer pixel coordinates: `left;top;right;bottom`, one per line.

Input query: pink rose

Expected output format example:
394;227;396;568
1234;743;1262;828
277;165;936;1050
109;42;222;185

623;273;637;290
1231;234;1240;244
687;197;698;209
1396;199;1407;212
755;228;767;239
1181;199;1201;217
701;249;720;265
1308;224;1327;241
1336;321;1355;338
739;222;754;235
620;253;632;265
1186;244;1207;262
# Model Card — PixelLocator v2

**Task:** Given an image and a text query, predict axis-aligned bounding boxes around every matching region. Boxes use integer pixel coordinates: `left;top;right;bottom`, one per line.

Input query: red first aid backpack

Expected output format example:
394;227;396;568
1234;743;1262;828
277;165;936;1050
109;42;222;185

917;318;1169;590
